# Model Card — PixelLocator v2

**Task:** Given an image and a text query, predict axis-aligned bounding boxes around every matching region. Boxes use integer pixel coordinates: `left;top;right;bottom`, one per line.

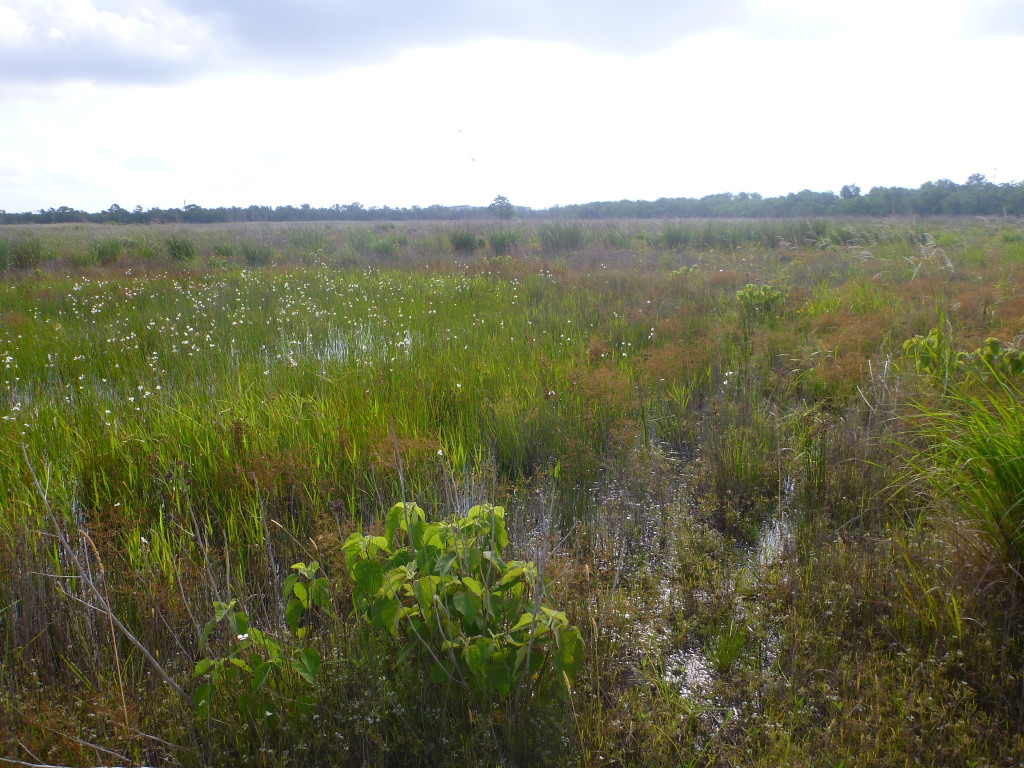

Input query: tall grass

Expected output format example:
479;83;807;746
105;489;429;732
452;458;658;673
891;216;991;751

165;234;197;265
538;221;585;255
909;380;1024;583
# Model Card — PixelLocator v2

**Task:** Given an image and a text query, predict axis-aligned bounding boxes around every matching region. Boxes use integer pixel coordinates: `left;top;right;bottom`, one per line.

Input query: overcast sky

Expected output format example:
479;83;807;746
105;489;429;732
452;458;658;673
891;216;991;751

1;0;1021;212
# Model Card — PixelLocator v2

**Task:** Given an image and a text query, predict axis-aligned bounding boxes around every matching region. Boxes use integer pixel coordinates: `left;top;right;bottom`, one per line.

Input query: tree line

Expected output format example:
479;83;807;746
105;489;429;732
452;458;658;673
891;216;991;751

3;176;1022;225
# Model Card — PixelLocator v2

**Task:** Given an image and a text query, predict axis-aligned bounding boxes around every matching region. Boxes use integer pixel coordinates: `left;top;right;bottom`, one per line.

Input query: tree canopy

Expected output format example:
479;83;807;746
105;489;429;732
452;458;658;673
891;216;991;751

3;176;1022;225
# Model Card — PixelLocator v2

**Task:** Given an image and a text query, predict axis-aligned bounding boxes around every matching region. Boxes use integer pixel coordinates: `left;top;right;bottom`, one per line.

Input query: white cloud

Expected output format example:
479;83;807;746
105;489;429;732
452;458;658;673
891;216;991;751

0;0;219;84
0;1;1020;212
0;0;743;86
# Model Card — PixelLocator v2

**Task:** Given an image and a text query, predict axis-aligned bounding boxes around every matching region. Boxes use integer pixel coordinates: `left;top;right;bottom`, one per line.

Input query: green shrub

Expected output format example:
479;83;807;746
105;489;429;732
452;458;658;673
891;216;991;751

192;561;327;722
903;327;1024;385
343;502;584;702
736;283;786;326
0;240;9;271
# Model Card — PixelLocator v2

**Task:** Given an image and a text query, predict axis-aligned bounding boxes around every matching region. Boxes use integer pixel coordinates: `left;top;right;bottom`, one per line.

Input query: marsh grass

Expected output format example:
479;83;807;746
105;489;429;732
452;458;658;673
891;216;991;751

2;217;1024;766
448;229;482;253
485;228;521;256
539;221;585;255
241;240;274;266
907;379;1024;588
165;235;197;265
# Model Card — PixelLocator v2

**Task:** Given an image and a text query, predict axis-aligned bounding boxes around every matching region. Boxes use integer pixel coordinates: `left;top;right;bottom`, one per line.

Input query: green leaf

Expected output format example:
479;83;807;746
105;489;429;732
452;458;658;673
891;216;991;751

386;502;424;543
198;619;216;650
483;549;507;572
429;661;452;684
193;658;214;678
292;580;309;609
251;661;273;692
282;573;299;600
385;503;404;543
285;598;304;634
408;518;428;548
310;577;330;609
487;655;513;698
385;549;415;570
497;564;525;589
453;591;482;633
342;532;369;573
370;596;402;636
354;559;384;596
193;681;213;716
510;611;539;633
292;647;321;685
552;625;585;684
436;551;458;576
412;576;438;619
463;641;484;683
514;643;530;675
213;600;236;622
256;633;282;660
461;576;484;596
232;611;250;636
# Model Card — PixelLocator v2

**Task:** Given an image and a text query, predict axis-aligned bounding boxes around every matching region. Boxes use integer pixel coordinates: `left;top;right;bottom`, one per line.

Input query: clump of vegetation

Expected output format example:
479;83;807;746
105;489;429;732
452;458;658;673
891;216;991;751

241;241;274;267
349;228;406;258
736;283;786;326
904;325;1024;384
212;242;235;259
539;221;585;255
193;560;327;723
908;383;1024;588
660;222;690;250
344;503;583;701
11;237;46;269
449;230;482;254
93;238;123;265
486;228;521;255
165;234;197;265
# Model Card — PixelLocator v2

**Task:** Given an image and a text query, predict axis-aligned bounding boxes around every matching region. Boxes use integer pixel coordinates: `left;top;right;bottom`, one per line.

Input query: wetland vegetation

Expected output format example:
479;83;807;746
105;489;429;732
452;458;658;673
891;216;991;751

1;217;1023;766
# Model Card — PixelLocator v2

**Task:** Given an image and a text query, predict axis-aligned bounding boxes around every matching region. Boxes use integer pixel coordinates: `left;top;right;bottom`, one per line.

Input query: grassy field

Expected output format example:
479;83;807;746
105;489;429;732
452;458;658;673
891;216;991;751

2;217;1024;766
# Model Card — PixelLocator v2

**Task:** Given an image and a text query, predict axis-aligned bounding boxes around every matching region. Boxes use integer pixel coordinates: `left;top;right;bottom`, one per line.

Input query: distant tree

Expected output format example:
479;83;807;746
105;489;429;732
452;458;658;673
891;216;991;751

840;184;861;200
489;195;514;220
104;203;130;223
966;173;987;185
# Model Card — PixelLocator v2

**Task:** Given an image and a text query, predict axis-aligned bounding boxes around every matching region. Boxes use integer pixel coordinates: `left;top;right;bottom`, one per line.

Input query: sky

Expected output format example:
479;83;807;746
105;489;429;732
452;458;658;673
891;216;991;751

0;0;1022;213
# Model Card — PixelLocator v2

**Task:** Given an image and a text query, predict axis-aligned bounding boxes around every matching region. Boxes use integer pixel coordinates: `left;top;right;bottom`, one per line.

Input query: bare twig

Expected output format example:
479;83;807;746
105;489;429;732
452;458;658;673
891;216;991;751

22;447;193;708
